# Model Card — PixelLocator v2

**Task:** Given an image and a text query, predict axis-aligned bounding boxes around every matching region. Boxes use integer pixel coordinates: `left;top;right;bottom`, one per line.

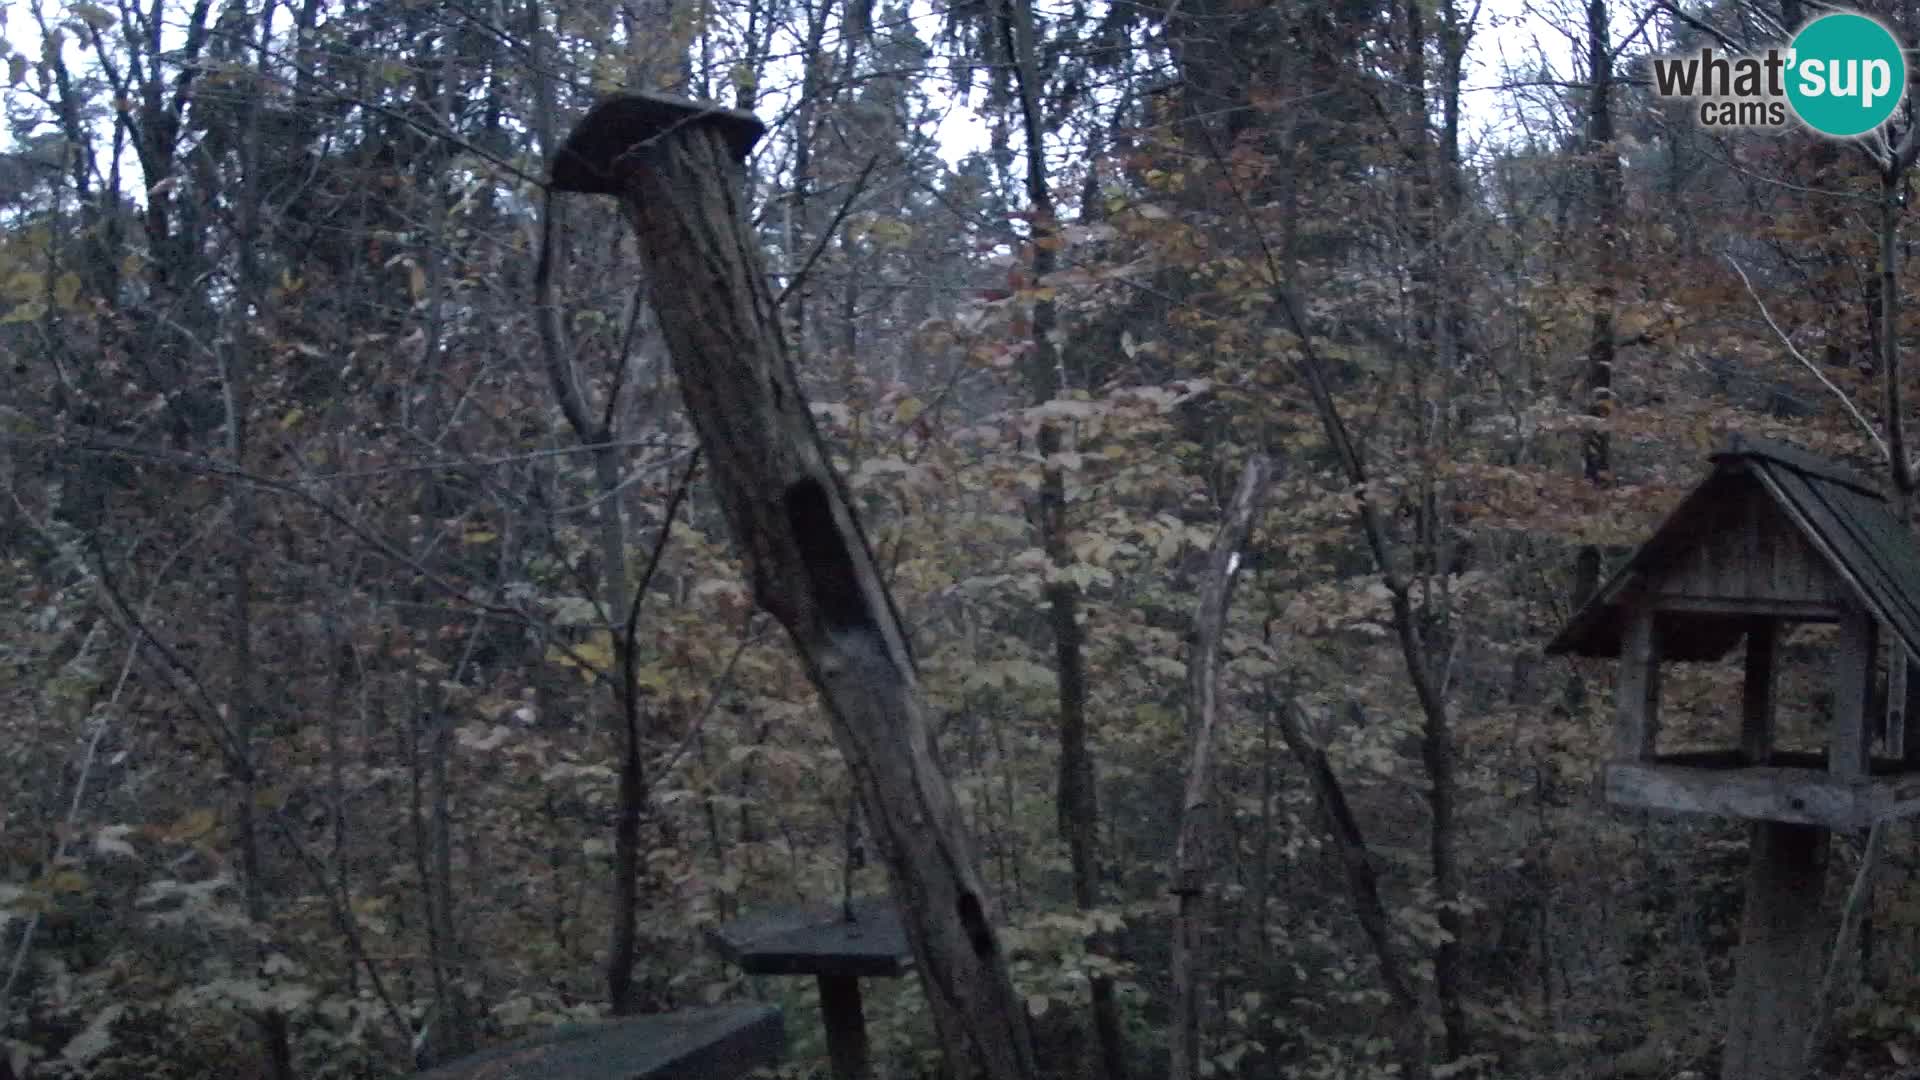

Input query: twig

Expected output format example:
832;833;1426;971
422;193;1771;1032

0;621;137;1027
776;154;882;309
1804;821;1886;1068
1725;255;1891;463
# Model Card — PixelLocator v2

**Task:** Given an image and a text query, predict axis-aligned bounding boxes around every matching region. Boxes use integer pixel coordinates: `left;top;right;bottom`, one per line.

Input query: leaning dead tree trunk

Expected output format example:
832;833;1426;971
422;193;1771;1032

1169;455;1272;1080
548;94;1038;1080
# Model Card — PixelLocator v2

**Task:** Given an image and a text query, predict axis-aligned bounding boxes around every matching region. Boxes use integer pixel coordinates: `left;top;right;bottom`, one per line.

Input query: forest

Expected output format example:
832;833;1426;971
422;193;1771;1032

5;0;1920;1077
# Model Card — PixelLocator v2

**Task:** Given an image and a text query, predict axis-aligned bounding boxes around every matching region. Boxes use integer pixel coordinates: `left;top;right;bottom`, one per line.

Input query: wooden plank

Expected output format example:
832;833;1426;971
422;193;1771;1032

1648;596;1839;620
1888;648;1908;759
1614;607;1661;761
819;975;873;1080
1768;497;1801;598
1834;485;1920;659
551;94;766;194
419;1005;783;1080
1787;473;1920;660
1818;487;1920;634
1651;509;1844;604
1755;468;1886;614
1721;436;1880;494
1548;473;1742;657
1832;607;1873;781
1907;657;1920;767
1606;762;1866;828
706;898;913;978
1743;620;1777;764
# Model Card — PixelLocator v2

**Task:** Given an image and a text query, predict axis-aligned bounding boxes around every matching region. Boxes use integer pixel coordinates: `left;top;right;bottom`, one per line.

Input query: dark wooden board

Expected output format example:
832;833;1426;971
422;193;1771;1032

1765;463;1920;664
1606;758;1920;828
707;897;913;978
419;1004;782;1080
1820;478;1920;654
551;93;766;194
1717;434;1880;495
1654;748;1920;775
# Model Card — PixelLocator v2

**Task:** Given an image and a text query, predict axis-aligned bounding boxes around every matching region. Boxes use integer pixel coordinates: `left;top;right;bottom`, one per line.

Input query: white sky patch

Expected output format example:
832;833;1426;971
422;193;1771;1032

933;88;991;168
914;0;1598;171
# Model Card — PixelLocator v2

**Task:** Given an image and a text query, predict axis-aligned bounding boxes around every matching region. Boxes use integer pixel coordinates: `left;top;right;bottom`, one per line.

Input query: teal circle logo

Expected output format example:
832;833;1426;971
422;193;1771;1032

1786;13;1906;137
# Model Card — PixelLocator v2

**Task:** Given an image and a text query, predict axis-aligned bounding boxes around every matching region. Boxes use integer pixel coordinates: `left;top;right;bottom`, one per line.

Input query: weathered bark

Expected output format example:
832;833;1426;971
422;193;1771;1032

1168;456;1272;1080
1881;165;1916;518
554;97;1037;1080
1582;0;1619;490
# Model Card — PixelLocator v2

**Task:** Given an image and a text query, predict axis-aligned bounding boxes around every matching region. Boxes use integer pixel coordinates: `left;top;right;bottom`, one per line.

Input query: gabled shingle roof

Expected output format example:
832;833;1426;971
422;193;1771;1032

1547;436;1920;664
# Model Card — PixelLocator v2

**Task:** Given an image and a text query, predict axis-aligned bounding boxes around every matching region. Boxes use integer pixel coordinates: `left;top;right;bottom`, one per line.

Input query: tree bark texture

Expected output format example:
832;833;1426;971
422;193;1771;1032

1169;455;1272;1080
561;103;1038;1080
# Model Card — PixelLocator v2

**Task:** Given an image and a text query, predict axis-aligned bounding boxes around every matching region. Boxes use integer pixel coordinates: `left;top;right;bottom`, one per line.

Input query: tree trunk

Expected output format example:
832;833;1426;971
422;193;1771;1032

227;15;292;1075
553;96;1038;1080
1399;0;1467;1061
1168;457;1272;1080
994;0;1127;1075
1274;702;1431;1080
526;1;648;1012
1583;0;1619;490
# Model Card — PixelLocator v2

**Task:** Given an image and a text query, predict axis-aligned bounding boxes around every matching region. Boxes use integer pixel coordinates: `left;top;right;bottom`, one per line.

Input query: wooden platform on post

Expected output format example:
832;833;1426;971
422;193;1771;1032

708;898;913;1080
1605;751;1920;829
417;1004;783;1080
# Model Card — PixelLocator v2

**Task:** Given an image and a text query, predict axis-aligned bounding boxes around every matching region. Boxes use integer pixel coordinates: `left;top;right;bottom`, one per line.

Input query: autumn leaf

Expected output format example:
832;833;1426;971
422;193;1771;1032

1;300;45;324
51;272;79;310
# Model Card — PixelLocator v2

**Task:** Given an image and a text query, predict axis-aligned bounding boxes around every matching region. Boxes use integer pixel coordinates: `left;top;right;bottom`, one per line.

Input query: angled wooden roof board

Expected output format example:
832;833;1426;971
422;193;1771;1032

1547;437;1920;665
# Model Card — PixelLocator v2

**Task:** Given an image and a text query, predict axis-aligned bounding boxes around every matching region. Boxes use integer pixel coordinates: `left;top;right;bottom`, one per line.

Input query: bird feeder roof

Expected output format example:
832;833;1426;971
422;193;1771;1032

1547;436;1920;664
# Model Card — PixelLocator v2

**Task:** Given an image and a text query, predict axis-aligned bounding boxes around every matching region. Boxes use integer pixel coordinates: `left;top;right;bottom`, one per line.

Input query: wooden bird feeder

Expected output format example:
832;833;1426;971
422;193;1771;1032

1548;436;1920;1080
1549;436;1920;822
708;898;913;1080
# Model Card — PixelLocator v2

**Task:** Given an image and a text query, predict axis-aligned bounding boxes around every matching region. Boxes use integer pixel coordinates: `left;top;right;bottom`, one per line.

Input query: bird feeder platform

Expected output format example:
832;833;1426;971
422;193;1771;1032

708;898;912;1080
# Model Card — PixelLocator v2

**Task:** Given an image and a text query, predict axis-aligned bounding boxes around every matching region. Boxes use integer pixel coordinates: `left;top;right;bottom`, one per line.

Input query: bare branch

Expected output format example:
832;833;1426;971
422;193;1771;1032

1725;255;1890;463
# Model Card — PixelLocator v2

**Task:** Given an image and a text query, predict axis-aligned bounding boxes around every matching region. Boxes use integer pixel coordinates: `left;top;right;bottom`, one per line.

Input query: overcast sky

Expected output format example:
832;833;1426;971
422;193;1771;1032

1;0;1607;178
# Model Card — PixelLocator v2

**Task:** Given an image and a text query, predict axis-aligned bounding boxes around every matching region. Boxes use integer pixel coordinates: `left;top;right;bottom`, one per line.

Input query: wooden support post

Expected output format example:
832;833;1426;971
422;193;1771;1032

1887;647;1908;760
1720;823;1830;1080
819;975;872;1080
1614;608;1661;761
1832;608;1873;781
1906;653;1920;768
1742;619;1776;765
